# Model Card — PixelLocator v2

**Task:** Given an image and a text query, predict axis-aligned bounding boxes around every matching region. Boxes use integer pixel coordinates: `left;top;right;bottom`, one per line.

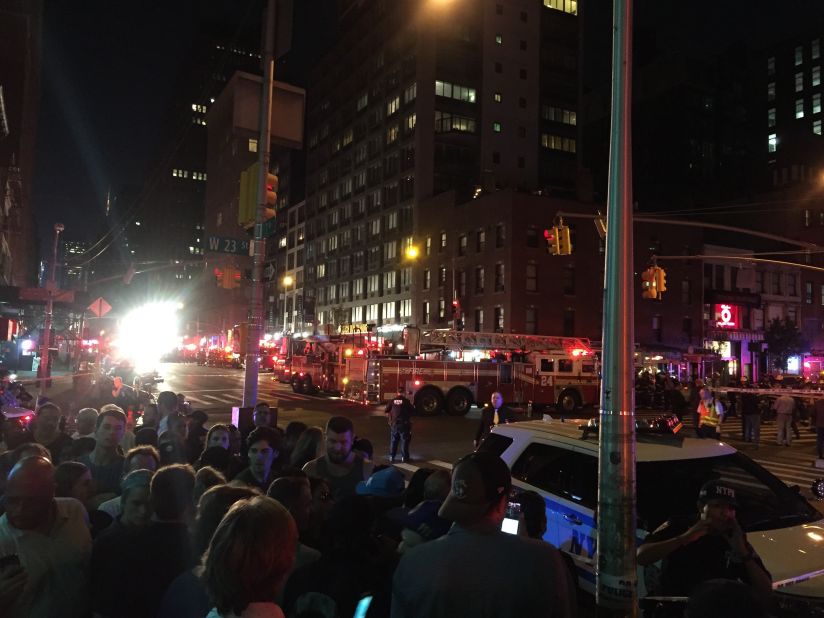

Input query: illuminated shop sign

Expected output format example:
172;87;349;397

714;304;740;328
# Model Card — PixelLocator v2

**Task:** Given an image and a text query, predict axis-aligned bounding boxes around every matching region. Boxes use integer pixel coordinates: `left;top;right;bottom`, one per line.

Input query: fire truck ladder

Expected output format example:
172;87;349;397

419;329;591;354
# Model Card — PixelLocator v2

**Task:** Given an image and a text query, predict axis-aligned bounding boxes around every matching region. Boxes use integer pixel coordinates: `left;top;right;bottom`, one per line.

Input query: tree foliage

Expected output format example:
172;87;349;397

764;317;806;371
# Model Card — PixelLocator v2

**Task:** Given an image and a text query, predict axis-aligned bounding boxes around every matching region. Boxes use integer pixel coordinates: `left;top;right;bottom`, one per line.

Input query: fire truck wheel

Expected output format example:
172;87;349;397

446;388;473;416
291;377;301;393
302;376;315;394
415;387;444;416
557;389;582;413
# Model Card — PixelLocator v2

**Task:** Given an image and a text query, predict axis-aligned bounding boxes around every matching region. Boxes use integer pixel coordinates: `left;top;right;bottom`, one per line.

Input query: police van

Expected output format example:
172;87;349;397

481;417;824;614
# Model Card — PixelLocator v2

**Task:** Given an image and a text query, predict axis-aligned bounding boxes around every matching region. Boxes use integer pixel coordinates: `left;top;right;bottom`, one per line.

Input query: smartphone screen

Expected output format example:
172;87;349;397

501;517;519;535
353;594;373;618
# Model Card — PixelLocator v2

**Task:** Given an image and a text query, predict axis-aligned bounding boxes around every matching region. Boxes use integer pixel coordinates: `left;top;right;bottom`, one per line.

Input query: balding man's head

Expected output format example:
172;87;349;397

5;456;56;530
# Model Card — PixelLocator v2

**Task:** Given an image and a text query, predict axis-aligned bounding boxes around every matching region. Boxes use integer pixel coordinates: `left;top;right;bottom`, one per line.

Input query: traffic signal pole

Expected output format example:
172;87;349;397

597;0;637;614
243;0;275;407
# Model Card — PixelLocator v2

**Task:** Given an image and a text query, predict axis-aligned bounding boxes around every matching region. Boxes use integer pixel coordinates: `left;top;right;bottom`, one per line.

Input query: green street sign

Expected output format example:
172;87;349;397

207;236;250;255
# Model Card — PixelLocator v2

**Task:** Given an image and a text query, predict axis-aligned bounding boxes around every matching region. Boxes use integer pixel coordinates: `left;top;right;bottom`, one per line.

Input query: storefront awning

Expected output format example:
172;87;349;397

706;329;764;342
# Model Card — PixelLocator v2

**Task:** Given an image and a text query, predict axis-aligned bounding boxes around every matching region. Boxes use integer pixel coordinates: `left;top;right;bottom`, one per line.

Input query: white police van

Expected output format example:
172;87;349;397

480;417;824;614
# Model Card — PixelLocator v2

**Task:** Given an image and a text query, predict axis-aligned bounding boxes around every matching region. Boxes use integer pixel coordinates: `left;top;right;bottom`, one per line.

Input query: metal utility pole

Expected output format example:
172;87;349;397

597;0;637;613
243;0;276;407
40;222;65;397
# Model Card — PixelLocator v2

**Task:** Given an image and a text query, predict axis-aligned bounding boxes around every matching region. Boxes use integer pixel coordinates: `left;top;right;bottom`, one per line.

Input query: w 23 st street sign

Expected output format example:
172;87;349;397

207;236;250;255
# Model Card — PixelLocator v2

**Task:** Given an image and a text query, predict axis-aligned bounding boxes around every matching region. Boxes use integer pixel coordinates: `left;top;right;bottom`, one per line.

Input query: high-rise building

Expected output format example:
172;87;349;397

298;0;579;330
0;0;41;287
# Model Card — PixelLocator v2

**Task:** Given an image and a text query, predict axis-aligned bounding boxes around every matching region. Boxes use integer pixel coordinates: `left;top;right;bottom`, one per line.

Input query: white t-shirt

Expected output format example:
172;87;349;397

0;498;92;618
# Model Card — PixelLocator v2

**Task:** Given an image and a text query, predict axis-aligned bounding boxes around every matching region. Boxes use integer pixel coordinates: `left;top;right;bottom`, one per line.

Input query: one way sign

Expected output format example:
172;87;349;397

207;236;250;255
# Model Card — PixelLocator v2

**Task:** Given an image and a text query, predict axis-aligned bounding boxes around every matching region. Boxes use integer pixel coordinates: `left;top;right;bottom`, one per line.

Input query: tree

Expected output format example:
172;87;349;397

764;317;806;372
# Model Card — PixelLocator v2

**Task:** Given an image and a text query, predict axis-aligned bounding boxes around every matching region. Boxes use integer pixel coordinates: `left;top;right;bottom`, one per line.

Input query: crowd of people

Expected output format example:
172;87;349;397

0;389;582;618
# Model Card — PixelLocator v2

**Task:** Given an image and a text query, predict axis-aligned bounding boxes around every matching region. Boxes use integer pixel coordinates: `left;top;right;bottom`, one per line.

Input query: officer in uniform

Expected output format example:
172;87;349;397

386;388;414;463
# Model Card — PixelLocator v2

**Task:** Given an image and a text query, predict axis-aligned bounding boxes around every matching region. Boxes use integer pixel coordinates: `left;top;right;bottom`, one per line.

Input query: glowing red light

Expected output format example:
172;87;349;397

414;379;421;386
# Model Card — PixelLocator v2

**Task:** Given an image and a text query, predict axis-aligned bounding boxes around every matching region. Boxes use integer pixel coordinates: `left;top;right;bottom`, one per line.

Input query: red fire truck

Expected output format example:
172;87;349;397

288;331;385;395
342;329;600;416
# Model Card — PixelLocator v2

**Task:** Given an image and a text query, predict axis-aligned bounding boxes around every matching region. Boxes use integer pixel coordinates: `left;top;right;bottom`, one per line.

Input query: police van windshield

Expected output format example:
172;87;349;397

637;453;820;533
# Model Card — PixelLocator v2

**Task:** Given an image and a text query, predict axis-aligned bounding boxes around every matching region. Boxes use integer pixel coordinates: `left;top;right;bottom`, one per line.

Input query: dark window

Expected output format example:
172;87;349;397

681;280;691;305
511;444;598;508
563;308;574;336
558;359;573;372
520;10;527;21
540;359;554;373
562;265;575;295
458;234;467;256
499;363;513;383
476;433;513;456
496;3;503;14
492;151;500;163
520;40;527;51
518;126;526;138
518;156;525;169
682;317;693;341
495;62;503;74
526;228;539;248
519;97;526;108
519;68;527;79
494;306;504;332
495;224;505;248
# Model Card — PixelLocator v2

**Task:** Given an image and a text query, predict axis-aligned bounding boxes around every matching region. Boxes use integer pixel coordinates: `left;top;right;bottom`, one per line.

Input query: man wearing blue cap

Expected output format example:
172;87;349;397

637;480;772;603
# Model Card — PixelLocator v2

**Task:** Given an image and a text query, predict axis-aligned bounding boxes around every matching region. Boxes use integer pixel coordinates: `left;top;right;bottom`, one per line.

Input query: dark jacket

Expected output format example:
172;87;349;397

476;404;513;443
385;395;414;428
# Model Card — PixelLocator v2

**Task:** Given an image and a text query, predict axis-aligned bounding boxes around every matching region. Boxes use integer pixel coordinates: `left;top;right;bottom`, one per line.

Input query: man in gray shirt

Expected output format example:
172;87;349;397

391;451;575;618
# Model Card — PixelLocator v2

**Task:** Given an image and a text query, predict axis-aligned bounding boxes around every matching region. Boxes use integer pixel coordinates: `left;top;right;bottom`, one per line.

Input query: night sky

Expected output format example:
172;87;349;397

30;0;824;257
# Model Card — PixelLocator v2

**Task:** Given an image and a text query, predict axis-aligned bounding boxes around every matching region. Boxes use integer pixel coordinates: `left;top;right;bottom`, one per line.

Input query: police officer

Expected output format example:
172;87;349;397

386;388;414;463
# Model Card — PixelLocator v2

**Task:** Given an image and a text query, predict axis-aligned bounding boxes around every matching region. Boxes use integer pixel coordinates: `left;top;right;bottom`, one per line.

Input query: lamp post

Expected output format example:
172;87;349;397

40;222;65;397
282;275;294;332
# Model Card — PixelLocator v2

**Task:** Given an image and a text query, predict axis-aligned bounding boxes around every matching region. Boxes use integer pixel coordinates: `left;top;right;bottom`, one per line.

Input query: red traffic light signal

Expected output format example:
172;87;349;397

544;228;560;255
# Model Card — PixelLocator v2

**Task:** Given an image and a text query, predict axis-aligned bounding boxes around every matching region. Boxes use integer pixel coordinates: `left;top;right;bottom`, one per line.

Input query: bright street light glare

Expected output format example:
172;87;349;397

405;246;420;260
117;302;181;372
283;275;294;286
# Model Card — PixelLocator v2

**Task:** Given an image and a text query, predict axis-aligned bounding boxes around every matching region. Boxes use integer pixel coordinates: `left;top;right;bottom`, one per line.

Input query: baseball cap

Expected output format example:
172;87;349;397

438;451;512;524
698;480;738;507
356;466;405;498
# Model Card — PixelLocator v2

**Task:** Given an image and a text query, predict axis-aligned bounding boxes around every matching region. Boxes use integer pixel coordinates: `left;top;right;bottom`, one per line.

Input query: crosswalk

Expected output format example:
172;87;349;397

179;388;311;408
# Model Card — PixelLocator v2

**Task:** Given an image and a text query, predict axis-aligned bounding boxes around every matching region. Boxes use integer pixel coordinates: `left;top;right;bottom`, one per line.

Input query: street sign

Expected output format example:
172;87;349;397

19;287;75;303
87;297;112;318
207;236;251;255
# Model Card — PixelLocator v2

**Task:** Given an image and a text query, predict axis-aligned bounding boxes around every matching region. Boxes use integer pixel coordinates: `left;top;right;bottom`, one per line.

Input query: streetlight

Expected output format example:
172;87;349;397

282;275;294;332
40;222;65;396
405;245;420;260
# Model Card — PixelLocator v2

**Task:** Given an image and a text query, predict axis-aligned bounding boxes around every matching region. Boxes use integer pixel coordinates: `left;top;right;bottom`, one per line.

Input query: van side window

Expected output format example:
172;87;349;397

511;443;597;508
582;364;595;374
558;359;573;372
540;359;554;373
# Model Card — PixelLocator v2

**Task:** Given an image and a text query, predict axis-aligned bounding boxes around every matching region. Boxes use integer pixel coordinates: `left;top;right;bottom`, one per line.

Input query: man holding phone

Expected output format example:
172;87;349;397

637;480;772;604
0;456;91;617
391;451;575;617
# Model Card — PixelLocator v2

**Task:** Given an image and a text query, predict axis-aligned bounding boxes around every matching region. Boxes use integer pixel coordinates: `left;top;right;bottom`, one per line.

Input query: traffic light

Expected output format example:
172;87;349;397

641;267;658;299
265;172;278;221
238;163;278;227
557;225;572;255
544;228;560;255
451;299;461;319
654;266;667;295
221;267;241;289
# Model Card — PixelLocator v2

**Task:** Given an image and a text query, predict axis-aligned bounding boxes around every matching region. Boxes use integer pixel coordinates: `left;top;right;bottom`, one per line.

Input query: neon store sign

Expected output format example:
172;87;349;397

714;304;739;328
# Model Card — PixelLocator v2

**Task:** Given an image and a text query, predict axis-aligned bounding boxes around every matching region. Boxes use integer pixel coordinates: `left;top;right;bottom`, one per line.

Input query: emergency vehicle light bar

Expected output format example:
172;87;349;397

579;414;683;441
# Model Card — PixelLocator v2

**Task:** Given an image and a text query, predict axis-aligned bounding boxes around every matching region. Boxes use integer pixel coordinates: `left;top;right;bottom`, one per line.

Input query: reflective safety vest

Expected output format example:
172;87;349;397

698;399;722;427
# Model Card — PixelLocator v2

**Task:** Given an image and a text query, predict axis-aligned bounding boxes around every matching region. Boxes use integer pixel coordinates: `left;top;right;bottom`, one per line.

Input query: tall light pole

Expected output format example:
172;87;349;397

242;0;275;408
282;275;293;332
40;222;65;397
597;0;637;613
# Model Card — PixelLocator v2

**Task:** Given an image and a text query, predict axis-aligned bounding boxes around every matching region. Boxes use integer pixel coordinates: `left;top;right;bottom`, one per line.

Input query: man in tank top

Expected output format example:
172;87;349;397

303;416;374;502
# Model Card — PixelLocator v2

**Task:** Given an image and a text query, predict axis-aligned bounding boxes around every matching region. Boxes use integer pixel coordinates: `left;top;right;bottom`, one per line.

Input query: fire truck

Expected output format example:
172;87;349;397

288;331;384;395
341;328;600;416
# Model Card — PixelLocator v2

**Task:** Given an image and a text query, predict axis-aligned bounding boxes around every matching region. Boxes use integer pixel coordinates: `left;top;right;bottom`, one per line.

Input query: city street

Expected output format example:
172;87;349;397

160;363;824;504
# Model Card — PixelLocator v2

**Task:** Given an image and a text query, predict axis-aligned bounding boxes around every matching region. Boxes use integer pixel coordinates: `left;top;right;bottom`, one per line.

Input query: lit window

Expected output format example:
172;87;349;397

540;133;576;152
493;122;502;132
768;133;778;152
543;0;577;15
386;125;399;144
405;113;416;131
249;138;258;152
796;45;804;66
814;94;822;114
387;96;400;116
495;34;502;44
768;108;776;127
768;82;775;101
814;120;822;135
435;80;477;103
796;72;805;92
796;99;805;119
814;39;821;60
494;92;502;103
